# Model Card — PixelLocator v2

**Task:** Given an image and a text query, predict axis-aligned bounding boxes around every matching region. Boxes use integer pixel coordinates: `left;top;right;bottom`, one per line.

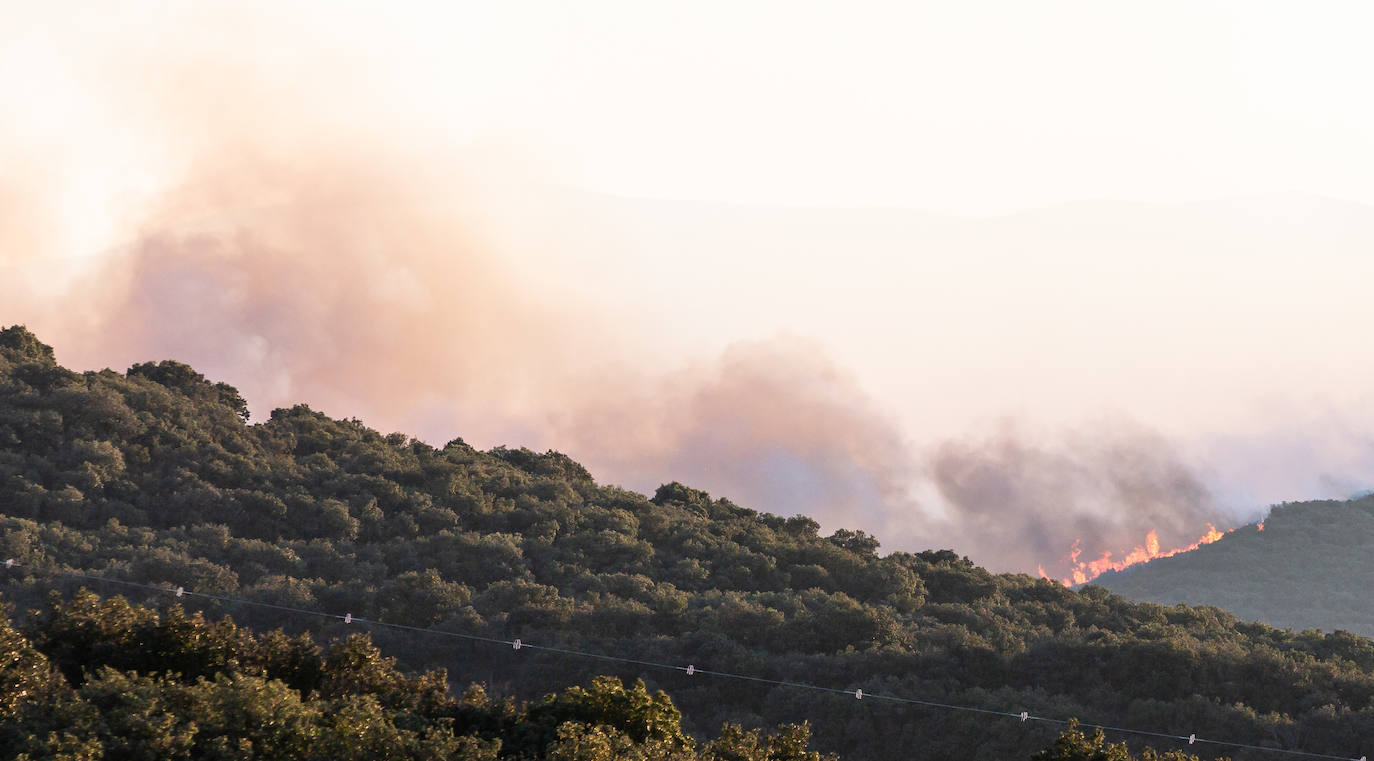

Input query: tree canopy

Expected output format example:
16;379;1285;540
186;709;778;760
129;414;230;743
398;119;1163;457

0;591;834;761
1;326;1369;760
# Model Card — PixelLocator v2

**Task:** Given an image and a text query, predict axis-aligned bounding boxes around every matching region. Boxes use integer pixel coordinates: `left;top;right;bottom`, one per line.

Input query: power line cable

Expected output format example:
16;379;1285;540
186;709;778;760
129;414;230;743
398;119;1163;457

1;558;1364;761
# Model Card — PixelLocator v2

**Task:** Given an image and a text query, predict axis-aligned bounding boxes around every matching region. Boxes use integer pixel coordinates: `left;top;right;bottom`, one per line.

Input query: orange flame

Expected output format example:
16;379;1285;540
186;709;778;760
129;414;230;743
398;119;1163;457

1040;523;1228;587
1256;521;1265;532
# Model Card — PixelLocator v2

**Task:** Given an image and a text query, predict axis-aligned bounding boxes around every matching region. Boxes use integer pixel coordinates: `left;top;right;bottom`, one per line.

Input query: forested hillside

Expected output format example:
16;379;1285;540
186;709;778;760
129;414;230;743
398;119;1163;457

1095;496;1374;638
1;325;1372;760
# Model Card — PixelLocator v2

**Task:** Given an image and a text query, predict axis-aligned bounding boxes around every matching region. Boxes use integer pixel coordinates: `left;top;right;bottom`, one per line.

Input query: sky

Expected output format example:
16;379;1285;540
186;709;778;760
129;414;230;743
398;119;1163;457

4;1;1374;578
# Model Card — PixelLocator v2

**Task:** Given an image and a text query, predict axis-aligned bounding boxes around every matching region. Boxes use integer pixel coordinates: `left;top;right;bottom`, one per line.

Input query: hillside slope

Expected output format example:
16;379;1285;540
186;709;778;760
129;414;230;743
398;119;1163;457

3;324;1374;761
1095;495;1374;637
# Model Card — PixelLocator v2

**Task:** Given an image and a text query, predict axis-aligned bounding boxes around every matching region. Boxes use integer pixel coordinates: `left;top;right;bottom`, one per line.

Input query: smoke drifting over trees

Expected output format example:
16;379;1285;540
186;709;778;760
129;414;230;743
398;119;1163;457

928;423;1225;574
6;4;1374;578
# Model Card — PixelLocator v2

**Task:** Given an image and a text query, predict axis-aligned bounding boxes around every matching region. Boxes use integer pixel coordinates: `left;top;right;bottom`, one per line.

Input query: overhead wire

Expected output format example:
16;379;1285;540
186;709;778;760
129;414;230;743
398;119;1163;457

0;558;1364;761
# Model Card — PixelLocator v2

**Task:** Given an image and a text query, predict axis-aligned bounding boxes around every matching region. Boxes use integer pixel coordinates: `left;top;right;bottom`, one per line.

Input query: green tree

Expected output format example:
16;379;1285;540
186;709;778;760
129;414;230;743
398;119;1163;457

1032;721;1221;761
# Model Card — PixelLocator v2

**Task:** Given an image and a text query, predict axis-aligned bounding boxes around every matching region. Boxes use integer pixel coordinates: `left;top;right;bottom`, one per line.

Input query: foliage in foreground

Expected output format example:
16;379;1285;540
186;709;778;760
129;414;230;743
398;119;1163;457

1032;722;1217;761
0;591;831;761
0;592;1208;761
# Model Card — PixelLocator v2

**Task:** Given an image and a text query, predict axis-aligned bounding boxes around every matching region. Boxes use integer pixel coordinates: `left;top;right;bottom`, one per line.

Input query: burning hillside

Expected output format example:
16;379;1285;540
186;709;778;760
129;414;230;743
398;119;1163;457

1040;523;1228;586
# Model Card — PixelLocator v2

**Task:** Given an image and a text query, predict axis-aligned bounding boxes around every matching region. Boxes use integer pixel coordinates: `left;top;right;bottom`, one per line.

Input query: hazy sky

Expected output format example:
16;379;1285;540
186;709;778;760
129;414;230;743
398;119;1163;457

4;1;1374;577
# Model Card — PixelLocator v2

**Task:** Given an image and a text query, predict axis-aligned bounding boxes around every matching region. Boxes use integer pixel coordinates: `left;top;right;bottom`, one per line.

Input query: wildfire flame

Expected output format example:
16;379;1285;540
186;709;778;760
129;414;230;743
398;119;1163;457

1040;523;1228;587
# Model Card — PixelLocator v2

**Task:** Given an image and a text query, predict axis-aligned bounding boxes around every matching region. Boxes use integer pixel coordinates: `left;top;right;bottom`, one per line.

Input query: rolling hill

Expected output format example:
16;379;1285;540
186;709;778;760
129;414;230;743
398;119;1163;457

3;324;1373;760
1095;495;1374;638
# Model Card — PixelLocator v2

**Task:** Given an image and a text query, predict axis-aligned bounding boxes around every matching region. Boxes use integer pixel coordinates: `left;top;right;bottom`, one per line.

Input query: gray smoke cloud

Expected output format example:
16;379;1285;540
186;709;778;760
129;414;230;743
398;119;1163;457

927;421;1226;575
542;336;924;539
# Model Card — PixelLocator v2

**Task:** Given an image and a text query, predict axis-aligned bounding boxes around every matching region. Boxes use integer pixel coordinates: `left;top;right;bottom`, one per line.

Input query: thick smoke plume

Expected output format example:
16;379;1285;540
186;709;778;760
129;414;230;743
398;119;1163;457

56;153;606;451
0;4;1255;578
545;337;924;539
1;6;612;449
928;422;1226;575
0;21;929;545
